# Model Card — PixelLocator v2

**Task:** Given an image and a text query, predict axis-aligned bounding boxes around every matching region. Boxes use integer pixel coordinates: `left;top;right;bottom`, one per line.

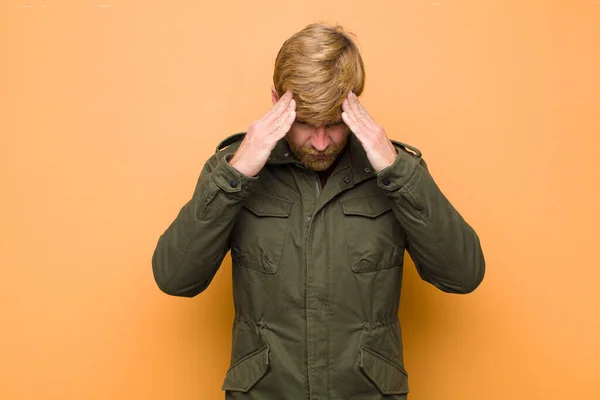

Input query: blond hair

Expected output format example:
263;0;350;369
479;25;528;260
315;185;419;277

273;23;366;127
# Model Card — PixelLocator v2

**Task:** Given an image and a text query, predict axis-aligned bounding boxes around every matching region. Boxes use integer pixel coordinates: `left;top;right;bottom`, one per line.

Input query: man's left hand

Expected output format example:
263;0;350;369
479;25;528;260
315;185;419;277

341;91;398;172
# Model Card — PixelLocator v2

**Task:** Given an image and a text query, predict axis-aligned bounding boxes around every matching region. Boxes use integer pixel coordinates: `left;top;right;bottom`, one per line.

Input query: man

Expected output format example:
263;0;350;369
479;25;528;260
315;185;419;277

152;23;485;400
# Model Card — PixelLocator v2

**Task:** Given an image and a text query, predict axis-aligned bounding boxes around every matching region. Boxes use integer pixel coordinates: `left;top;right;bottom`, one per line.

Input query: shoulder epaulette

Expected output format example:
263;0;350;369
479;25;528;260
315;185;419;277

216;132;246;153
391;140;422;158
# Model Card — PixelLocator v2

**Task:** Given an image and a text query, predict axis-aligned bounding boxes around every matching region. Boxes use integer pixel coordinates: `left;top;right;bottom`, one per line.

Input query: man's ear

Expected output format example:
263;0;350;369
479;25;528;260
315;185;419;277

271;84;279;105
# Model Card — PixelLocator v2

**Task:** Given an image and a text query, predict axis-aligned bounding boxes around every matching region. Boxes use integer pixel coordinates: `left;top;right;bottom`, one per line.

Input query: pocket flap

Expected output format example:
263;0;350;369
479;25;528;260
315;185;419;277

244;193;293;218
221;344;270;392
341;194;392;218
359;346;409;395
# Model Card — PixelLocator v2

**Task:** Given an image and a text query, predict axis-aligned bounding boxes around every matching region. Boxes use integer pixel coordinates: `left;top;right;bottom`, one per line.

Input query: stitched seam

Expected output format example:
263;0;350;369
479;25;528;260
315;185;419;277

223;345;269;391
244;203;292;218
341;207;391;219
360;347;408;394
340;196;392;218
362;346;406;373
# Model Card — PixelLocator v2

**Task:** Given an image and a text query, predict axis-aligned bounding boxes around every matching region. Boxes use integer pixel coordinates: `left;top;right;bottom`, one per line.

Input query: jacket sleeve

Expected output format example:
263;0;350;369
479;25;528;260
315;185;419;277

376;146;485;294
152;151;258;297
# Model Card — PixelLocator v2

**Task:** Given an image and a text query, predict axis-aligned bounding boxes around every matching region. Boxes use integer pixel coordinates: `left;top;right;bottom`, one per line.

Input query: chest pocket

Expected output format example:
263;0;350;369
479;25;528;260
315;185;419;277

340;193;404;273
231;192;293;274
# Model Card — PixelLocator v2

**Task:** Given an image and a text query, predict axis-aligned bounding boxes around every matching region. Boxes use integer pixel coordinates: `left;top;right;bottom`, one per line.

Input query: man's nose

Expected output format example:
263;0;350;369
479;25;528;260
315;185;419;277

311;126;329;151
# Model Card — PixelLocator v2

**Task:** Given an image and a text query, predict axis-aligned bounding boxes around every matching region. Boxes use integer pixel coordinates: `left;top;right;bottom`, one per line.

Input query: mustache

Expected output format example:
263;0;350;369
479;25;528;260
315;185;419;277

303;144;339;157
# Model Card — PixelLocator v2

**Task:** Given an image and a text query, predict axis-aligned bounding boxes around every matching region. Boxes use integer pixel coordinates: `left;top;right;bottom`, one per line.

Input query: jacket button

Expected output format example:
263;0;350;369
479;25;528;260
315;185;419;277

230;179;238;188
382;178;391;186
344;176;350;183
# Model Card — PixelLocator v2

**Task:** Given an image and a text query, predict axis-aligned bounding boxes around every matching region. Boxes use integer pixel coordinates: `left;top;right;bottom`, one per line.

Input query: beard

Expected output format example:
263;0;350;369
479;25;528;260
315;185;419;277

286;134;349;172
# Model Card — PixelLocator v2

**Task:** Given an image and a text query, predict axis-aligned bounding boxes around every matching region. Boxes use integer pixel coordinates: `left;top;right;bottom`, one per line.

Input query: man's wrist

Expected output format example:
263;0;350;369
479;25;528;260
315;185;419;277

228;155;257;179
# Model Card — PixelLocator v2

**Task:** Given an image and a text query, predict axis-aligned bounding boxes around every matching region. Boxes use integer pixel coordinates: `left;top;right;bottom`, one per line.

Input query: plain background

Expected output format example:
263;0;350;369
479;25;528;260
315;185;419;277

1;1;599;399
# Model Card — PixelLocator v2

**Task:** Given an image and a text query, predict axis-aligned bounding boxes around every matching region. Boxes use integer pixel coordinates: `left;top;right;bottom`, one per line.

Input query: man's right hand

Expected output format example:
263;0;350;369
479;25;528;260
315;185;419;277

229;90;296;177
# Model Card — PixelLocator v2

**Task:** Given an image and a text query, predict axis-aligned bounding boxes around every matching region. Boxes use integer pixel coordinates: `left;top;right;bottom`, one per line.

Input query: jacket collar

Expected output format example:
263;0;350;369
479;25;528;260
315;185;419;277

267;131;375;183
218;130;421;186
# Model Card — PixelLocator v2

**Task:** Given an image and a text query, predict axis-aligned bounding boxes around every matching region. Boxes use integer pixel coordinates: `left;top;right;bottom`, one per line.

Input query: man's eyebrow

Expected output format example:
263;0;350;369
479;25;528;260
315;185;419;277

295;119;344;126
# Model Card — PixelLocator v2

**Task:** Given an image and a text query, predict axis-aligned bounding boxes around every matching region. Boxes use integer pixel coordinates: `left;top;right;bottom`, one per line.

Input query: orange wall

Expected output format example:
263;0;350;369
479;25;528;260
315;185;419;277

1;1;599;399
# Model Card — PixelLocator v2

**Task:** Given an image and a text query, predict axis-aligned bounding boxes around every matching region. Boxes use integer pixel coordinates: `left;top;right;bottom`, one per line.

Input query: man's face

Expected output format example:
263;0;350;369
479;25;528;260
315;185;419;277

285;119;350;171
272;85;350;171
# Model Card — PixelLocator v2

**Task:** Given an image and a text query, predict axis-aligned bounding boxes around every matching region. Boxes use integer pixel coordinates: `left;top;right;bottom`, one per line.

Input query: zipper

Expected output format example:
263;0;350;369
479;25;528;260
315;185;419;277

305;211;312;397
306;170;319;398
304;166;344;397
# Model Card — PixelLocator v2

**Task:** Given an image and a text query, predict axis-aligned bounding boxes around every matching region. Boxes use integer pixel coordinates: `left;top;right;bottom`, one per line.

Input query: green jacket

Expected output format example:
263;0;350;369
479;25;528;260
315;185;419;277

152;131;485;399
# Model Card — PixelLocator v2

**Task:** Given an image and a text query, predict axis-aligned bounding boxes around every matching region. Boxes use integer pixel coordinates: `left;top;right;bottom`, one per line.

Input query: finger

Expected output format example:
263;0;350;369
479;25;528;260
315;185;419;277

271;98;295;132
348;92;376;127
348;92;368;122
263;90;293;123
265;98;292;126
260;95;287;123
274;109;296;139
342;110;364;138
259;91;288;123
343;97;369;133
